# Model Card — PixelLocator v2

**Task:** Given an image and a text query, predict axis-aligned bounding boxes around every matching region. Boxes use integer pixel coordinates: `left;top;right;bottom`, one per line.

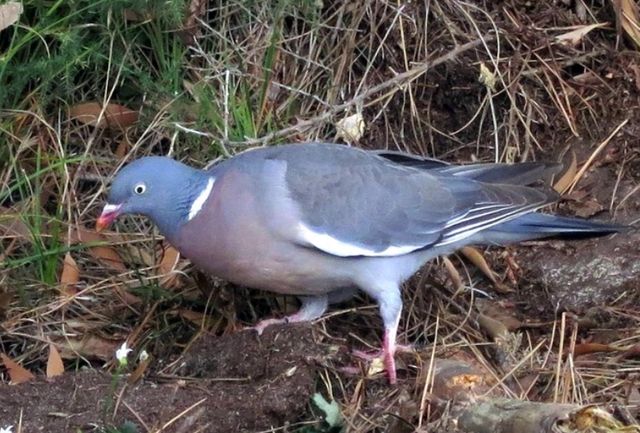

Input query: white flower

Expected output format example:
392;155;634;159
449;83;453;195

116;341;132;366
0;425;14;433
138;349;149;362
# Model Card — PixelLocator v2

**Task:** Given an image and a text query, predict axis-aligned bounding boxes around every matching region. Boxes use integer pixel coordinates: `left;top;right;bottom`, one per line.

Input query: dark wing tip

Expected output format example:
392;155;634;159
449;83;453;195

373;150;450;169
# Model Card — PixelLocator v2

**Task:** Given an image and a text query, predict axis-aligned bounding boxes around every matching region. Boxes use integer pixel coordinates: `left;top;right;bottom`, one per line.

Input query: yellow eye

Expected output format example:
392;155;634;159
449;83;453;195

134;183;146;195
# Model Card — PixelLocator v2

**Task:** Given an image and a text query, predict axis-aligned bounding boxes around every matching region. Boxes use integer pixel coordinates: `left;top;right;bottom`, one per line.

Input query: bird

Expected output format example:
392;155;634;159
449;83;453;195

97;142;623;384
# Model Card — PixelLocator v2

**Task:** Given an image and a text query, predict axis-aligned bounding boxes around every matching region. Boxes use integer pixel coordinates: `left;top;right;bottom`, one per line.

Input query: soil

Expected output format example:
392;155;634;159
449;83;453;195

0;326;323;432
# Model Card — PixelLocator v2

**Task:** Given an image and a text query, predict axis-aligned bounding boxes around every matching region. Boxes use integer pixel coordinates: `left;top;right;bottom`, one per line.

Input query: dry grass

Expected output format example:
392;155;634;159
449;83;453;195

1;0;640;431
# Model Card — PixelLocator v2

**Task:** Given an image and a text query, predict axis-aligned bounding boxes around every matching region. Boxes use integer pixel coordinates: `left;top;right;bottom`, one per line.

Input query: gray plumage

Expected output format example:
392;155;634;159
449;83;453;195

98;142;623;384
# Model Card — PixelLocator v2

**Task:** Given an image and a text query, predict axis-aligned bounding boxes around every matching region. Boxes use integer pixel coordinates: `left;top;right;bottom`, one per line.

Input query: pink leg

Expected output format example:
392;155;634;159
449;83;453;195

250;294;328;335
364;285;403;384
383;324;398;384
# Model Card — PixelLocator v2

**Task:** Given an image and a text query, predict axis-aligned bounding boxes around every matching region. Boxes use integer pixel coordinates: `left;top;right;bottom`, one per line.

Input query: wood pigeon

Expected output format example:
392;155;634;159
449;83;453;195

97;142;622;384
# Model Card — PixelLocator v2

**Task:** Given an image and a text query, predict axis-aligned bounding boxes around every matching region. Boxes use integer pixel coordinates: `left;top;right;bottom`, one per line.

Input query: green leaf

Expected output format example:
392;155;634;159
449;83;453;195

312;393;343;428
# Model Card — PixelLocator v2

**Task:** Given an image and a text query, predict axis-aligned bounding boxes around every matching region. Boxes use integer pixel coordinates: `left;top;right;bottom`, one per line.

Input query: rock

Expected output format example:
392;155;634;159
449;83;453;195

517;231;640;313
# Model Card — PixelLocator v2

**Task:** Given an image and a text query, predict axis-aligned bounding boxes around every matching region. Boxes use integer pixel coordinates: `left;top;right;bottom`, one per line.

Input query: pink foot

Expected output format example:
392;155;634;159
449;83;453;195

247;309;312;335
352;343;414;361
352;341;413;384
247;295;328;335
248;317;289;335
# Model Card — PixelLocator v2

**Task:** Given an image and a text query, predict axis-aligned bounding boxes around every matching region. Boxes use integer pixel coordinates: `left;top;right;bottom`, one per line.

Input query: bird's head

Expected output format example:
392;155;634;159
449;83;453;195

97;156;209;239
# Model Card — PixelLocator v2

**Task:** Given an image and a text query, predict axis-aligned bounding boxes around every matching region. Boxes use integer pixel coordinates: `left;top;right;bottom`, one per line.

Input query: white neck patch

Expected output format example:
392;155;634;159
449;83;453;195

188;177;215;221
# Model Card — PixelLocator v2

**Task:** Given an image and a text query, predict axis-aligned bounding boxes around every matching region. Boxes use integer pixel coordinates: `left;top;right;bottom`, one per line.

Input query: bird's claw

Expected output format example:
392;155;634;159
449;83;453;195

351;343;415;361
351;343;414;384
247;317;288;335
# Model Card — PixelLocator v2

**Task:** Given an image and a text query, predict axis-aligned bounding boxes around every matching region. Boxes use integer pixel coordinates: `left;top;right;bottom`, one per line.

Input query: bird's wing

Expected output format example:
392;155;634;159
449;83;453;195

374;150;562;185
251;143;557;258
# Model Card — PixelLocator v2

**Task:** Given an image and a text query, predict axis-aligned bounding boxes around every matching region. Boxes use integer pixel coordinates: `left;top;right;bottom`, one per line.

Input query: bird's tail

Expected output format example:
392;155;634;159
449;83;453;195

483;213;626;243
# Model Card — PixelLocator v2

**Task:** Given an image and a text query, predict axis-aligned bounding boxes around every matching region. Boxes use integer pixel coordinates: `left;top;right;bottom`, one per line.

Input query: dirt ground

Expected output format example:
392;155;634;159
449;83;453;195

2;1;640;432
0;326;323;432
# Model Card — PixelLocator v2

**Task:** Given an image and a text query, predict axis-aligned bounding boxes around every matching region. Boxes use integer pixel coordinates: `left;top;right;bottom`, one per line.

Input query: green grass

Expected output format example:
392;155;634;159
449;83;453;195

0;0;186;109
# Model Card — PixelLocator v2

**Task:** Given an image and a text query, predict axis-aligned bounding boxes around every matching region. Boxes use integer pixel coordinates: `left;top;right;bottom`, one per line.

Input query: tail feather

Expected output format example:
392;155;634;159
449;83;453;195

482;213;625;244
501;213;623;233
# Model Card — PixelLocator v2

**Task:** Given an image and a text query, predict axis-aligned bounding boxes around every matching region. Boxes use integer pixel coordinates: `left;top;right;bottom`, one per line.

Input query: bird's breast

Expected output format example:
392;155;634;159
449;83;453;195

172;168;351;295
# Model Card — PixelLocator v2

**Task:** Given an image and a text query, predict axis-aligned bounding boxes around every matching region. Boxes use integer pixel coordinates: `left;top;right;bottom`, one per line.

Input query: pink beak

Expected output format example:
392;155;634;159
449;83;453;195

96;203;123;232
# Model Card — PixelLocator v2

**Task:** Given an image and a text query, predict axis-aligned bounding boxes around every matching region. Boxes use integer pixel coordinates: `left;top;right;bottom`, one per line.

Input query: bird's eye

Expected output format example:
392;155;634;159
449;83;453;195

134;183;147;195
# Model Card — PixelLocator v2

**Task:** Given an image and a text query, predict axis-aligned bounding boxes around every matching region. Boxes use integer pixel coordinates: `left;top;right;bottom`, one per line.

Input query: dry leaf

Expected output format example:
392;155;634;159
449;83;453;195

335;113;365;143
555;23;608;47
0;2;22;32
46;344;65;378
367;356;385;378
114;285;143;306
181;0;208;45
69;227;127;272
461;246;497;283
572;342;618;358
159;242;180;275
131;243;156;269
613;0;640;49
0;206;32;261
1;353;35;384
478;62;497;91
56;335;122;361
0;206;31;238
69;102;139;131
477;313;510;341
128;354;151;384
554;150;578;194
492;281;515;294
573;197;605;218
176;308;213;327
477;300;524;332
157;242;181;288
60;252;80;295
114;135;132;159
0;292;11;315
571;70;602;86
442;256;464;292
